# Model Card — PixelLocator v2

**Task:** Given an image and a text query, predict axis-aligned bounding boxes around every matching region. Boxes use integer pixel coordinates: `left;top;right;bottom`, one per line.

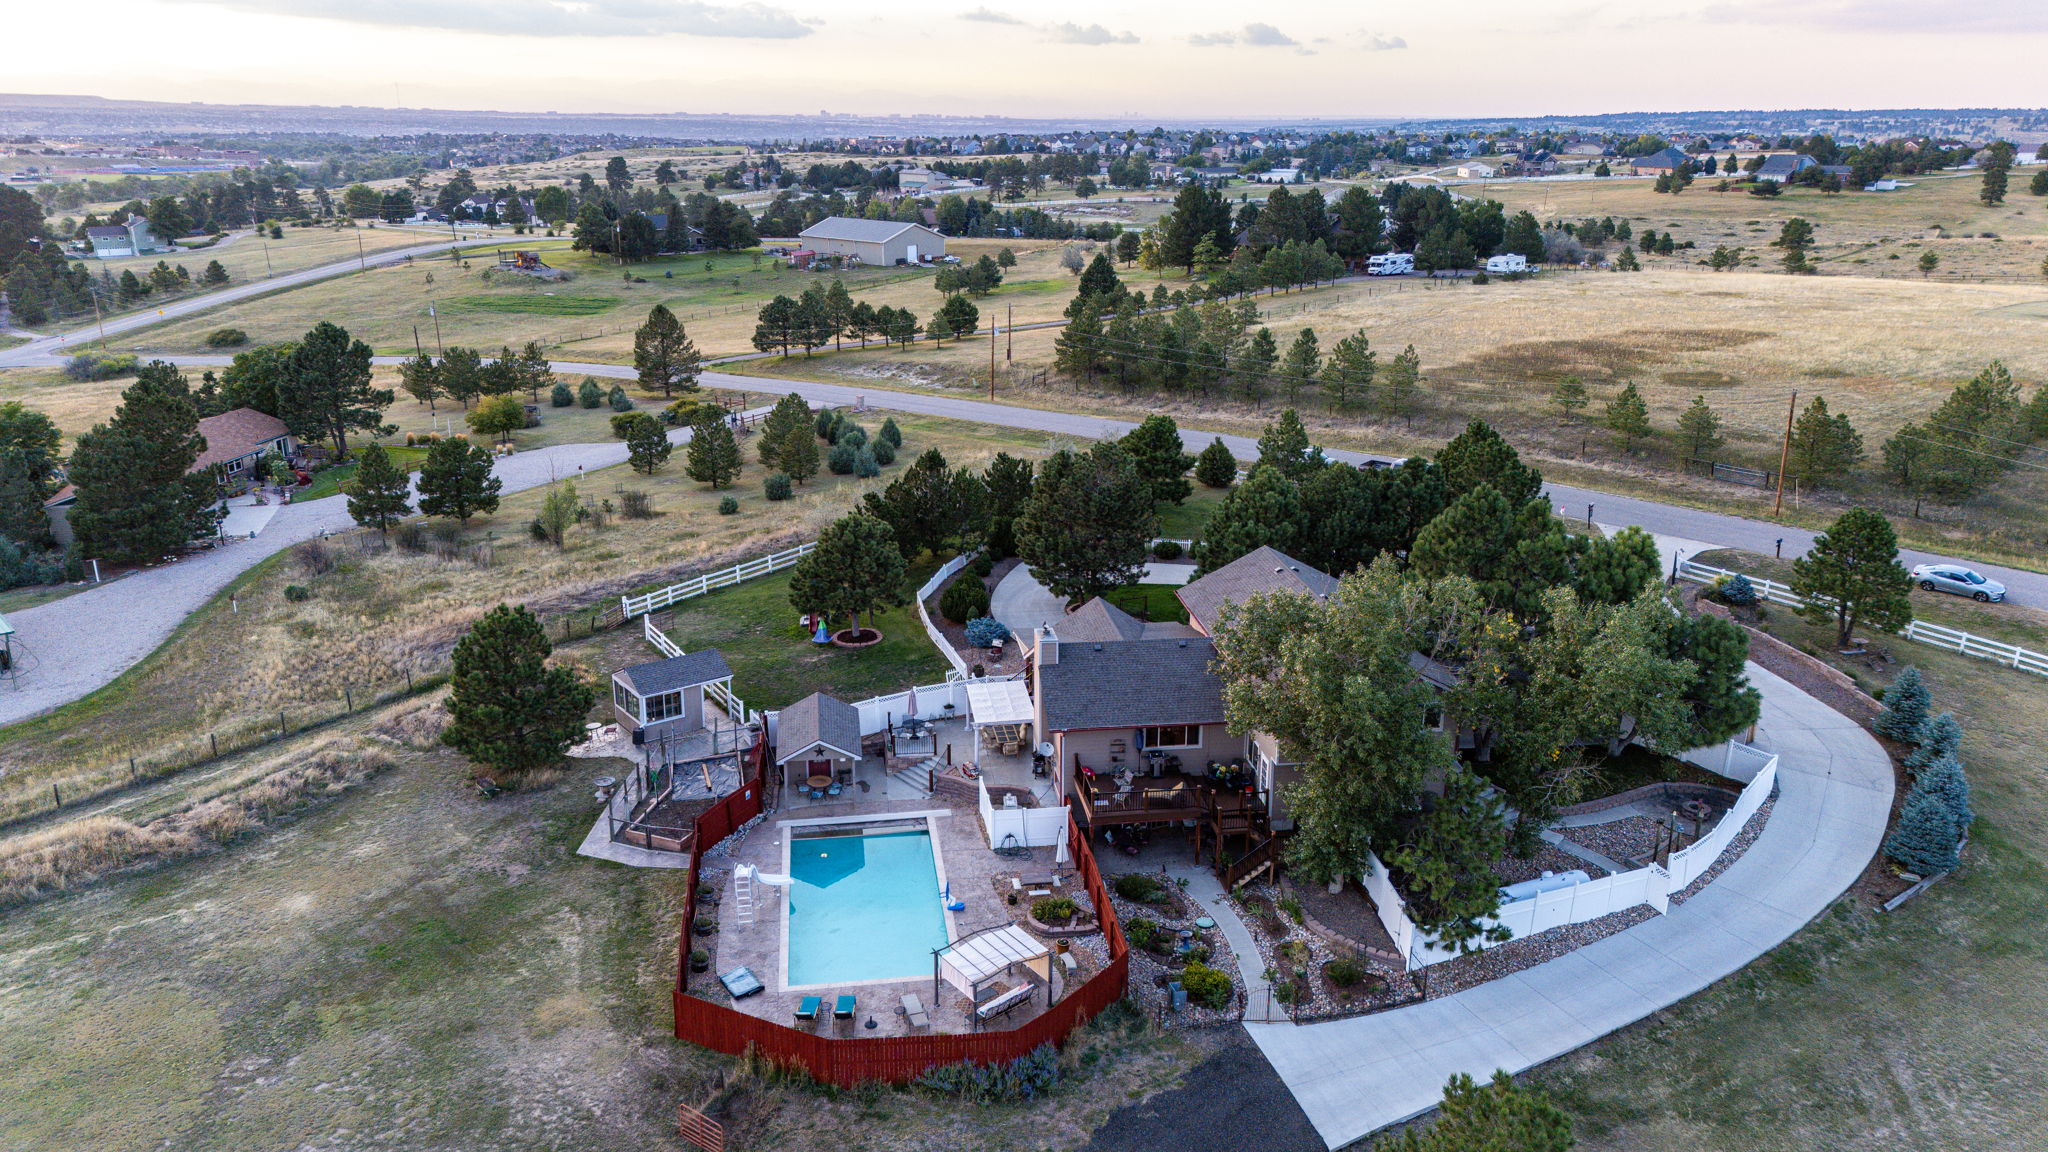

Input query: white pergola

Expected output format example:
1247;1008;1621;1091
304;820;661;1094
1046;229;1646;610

936;923;1052;1007
965;680;1034;747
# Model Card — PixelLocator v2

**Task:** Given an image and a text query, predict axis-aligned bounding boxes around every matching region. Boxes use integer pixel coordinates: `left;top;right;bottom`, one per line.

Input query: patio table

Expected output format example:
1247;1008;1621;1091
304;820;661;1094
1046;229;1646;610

805;775;833;791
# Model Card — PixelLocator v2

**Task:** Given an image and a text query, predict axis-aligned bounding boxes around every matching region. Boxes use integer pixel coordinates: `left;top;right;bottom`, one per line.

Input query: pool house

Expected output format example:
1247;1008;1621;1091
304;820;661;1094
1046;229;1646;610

773;692;865;799
610;649;735;745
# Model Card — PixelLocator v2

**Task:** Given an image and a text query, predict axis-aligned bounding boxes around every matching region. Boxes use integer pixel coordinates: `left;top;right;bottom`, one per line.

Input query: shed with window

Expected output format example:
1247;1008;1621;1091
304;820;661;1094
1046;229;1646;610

611;649;735;744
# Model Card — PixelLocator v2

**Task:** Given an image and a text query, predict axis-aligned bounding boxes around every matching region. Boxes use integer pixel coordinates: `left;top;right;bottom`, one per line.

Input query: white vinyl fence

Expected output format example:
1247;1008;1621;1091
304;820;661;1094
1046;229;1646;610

916;553;976;678
978;778;1071;856
1678;559;2048;679
619;542;816;619
1365;741;1780;968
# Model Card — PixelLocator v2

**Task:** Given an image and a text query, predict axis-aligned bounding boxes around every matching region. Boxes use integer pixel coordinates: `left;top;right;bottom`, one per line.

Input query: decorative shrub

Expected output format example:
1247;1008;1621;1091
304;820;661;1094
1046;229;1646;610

1113;872;1166;903
578;379;604;408
963;617;1010;648
1126;916;1162;951
611;411;657;440
826;442;858;474
665;398;712;426
717;496;739;515
1178;961;1232;1010
915;1044;1061;1103
550;381;574;407
283;585;311;602
763;472;793;501
878;416;903;448
1884;789;1963;876
1153;539;1183;561
969;553;995;578
838;423;868;449
940;576;991;623
1030;895;1078;925
870;437;896;466
64;352;139;381
619;490;653;519
1718;573;1759;606
852;446;880;478
1279;939;1313;968
1279;896;1304;924
607;384;634;411
1875;666;1931;741
204;327;249;348
815;406;838;439
1323;957;1367;987
1907;712;1962;769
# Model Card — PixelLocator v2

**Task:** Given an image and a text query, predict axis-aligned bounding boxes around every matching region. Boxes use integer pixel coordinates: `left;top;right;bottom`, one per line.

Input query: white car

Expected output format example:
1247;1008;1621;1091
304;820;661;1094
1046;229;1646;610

1911;563;2006;603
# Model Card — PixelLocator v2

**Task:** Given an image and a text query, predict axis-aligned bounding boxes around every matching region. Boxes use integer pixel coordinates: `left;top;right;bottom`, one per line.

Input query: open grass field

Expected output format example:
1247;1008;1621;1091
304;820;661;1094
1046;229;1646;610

1478;169;2048;281
117;236;1182;362
1535;544;2048;1152
0;412;1063;824
0;694;1208;1152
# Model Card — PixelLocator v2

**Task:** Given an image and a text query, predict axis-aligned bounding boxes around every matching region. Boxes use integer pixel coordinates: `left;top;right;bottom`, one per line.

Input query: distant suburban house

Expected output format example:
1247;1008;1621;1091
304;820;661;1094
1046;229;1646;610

895;167;961;195
1864;178;1903;192
1629;147;1691;175
193;408;294;478
84;217;171;259
1754;154;1818;183
1254;167;1303;184
796;217;946;266
1456;162;1497;179
611;649;736;745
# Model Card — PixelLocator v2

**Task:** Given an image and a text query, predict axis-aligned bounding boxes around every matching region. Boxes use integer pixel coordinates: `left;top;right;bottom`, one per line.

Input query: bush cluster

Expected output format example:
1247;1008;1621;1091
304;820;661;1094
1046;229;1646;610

1112;872;1166;903
939;575;990;623
1178;960;1232;1010
963;616;1010;648
204;327;249;348
915;1044;1061;1103
1152;539;1184;561
1030;895;1078;924
763;472;793;501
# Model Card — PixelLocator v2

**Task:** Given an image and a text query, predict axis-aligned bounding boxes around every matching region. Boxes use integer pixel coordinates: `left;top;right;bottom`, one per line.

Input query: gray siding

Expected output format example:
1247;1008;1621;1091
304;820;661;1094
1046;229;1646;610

1057;723;1246;777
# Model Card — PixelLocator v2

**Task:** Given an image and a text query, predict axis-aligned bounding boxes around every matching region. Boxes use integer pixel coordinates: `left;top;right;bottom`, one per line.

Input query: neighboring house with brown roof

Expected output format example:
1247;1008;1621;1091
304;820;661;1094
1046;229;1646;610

192;408;294;478
1176;546;1340;637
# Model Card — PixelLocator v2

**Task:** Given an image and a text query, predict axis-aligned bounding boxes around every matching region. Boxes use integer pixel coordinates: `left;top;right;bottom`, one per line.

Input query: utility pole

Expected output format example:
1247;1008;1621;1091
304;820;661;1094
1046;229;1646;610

1773;391;1797;518
989;312;997;401
1006;303;1013;361
430;303;443;356
413;324;424;358
356;228;366;271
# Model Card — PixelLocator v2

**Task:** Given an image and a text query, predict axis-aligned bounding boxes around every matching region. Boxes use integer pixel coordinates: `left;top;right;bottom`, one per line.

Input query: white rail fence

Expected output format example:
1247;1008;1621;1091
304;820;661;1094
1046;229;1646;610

1365;740;1780;968
619;542;816;619
1677;559;2048;679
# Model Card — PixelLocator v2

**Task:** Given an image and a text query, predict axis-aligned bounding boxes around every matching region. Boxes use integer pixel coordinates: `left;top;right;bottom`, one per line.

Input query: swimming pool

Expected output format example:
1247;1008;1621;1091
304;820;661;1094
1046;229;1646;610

786;828;951;987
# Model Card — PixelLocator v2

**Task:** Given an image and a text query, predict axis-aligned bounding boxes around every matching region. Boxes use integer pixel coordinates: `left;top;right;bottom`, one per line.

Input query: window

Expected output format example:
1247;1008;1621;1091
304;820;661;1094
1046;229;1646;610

613;681;636;715
1140;725;1198;749
646;691;684;723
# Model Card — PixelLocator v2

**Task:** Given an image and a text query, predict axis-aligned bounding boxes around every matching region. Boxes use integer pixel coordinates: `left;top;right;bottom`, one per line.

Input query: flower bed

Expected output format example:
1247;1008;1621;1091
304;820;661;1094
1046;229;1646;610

1234;882;1418;1022
1102;873;1244;1027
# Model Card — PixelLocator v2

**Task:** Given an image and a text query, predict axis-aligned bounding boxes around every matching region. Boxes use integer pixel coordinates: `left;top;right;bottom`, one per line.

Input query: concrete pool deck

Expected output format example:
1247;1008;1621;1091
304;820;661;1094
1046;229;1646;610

699;791;1096;1037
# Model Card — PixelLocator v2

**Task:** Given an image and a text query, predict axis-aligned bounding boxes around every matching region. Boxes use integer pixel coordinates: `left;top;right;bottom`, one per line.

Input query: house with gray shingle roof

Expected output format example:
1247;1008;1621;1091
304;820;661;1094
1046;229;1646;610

1176;546;1340;637
611;649;735;744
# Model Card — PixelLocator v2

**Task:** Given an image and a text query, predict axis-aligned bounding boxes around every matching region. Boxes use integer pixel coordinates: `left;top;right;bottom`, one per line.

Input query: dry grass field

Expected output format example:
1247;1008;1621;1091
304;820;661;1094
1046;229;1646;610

0;412;1063;823
83;221;436;288
1480;170;2048;281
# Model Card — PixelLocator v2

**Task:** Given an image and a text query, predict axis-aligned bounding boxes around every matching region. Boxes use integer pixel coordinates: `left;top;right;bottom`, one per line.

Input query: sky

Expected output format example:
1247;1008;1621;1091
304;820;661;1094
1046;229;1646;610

9;0;2048;120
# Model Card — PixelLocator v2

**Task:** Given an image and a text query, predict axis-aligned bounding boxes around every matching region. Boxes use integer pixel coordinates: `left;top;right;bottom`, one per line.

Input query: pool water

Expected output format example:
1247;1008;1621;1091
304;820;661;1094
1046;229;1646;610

787;830;950;987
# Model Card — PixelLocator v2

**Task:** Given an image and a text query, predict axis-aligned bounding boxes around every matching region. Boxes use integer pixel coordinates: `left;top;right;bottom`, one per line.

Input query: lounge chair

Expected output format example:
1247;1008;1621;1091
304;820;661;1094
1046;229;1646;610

901;993;931;1028
794;995;822;1022
833;994;856;1020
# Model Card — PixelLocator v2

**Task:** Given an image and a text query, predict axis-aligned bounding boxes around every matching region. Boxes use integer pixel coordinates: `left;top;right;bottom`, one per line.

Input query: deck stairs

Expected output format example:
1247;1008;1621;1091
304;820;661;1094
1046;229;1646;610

889;757;943;798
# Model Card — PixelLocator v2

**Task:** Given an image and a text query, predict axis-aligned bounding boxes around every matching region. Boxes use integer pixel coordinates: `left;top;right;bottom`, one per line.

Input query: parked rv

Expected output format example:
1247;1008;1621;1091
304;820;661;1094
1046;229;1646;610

1366;253;1415;275
1484;253;1530;274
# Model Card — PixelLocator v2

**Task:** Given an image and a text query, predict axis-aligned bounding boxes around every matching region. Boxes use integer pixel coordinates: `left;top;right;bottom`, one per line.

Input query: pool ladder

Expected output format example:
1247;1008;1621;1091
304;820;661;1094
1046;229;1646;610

733;868;755;926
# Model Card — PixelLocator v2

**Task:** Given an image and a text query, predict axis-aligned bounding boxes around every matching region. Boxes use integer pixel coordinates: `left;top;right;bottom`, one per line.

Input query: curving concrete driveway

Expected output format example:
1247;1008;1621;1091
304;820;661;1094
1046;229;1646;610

0;420;729;728
1244;662;1894;1149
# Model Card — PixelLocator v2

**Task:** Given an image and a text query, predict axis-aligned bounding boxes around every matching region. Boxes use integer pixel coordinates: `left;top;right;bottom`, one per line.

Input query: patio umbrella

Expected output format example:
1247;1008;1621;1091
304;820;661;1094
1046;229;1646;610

906;683;918;720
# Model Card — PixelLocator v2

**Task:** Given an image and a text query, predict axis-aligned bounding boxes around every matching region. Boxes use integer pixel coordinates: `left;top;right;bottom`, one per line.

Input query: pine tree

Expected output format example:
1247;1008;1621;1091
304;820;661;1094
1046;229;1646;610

1278;328;1320;404
981;452;1035;558
1237;326;1279;409
1119;414;1195;505
878;417;902;448
757;391;811;468
577;377;604;409
399;352;441;411
1438;420;1542;504
861;448;987;560
1320;330;1376;411
684;407;741;489
1884;789;1962;876
442;604;595;784
1194;437;1238;489
787;512;907;636
1914;752;1975;831
1374;1071;1573;1152
201;259;229;285
1381;344;1422;408
1576;526;1662;604
1786;396;1864;483
1874;666;1930;741
282;321;392;457
416;436;502;522
1604;382;1653;451
1256;409;1323;480
1013;442;1155;606
1790;508;1914;647
1906;711;1962;770
67;362;214;565
626;416;673;474
1192;464;1301;574
1551;376;1588;422
1677;394;1725;458
344;441;413;534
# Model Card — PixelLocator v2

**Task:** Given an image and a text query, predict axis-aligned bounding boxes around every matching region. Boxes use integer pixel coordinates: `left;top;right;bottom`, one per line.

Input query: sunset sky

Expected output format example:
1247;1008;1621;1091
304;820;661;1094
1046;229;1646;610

10;0;2046;119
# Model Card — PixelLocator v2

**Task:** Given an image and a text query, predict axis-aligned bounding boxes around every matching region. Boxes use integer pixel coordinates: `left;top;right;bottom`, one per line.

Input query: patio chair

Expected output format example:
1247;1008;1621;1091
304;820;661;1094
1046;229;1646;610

833;994;856;1020
827;782;843;797
794;995;822;1023
901;993;931;1029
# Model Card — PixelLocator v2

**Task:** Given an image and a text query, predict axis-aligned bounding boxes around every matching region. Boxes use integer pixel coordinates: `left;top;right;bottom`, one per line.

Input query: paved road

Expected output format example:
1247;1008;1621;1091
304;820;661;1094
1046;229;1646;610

1246;662;1894;1148
0;420;722;728
0;234;494;368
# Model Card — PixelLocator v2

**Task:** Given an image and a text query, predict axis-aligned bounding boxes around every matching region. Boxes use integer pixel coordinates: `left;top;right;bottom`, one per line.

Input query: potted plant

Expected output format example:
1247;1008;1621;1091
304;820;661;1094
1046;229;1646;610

690;948;711;973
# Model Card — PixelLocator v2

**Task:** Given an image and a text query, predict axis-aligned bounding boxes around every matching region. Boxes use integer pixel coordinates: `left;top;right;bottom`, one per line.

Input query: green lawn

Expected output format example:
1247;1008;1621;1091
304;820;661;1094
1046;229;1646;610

1105;583;1190;625
662;563;951;712
1155;484;1229;542
293;445;431;501
453;294;622;316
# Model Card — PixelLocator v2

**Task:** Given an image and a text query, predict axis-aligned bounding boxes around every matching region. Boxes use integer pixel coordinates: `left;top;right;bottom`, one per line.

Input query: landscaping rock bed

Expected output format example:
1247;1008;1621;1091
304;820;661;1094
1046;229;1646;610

1559;815;1668;866
1491;844;1609;885
1234;882;1417;1022
924;565;1027;677
1422;905;1662;998
1670;796;1775;906
1104;875;1245;1028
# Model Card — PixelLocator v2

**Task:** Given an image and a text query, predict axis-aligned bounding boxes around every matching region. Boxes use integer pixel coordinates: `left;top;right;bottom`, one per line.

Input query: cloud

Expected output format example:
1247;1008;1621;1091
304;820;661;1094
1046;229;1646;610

1189;22;1300;47
958;6;1024;24
183;0;813;39
1359;33;1407;50
1700;0;2048;32
1051;21;1137;45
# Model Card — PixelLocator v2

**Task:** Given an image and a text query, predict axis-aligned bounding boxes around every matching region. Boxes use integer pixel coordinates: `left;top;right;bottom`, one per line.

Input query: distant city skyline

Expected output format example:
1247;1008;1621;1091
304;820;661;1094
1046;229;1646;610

11;0;2047;121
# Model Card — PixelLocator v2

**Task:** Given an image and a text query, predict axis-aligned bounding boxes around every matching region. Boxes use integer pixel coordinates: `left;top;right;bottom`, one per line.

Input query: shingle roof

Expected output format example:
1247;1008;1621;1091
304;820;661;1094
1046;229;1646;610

615;649;734;697
776;691;862;763
1757;154;1815;175
1038;637;1226;732
1058;598;1146;643
1633;147;1689;170
85;226;127;239
798;217;937;244
1177;546;1338;634
191;407;291;470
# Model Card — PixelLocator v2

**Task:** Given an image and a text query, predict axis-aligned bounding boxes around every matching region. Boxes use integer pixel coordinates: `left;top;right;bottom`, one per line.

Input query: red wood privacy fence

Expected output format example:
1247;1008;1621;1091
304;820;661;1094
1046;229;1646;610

673;804;1130;1086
